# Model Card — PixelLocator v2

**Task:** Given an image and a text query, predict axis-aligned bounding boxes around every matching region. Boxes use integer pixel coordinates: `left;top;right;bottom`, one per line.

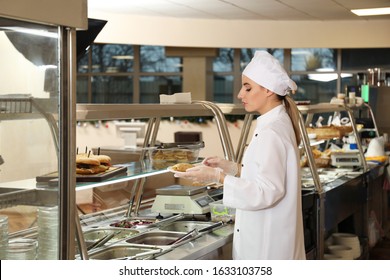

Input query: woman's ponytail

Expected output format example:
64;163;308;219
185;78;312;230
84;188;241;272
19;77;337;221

283;95;301;147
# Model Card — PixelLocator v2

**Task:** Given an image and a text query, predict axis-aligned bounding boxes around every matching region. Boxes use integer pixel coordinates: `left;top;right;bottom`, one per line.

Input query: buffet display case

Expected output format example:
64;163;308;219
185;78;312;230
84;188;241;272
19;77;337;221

0;4;83;259
86;101;374;261
72;102;244;259
297;103;369;260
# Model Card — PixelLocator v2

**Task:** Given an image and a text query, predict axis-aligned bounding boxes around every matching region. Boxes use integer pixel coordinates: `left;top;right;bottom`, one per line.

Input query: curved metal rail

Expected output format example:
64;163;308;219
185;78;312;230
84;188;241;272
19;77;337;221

192;100;235;161
124;101;236;218
235;113;254;163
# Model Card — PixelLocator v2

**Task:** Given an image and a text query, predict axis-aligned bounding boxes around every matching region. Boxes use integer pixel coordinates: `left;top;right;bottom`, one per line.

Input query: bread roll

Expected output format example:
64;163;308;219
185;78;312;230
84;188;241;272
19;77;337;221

93;155;112;166
76;156;100;166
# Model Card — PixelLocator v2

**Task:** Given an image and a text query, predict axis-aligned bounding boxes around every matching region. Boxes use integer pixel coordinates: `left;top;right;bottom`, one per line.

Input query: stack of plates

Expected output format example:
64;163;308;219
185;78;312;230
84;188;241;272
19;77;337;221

6;238;37;260
0;215;8;259
37;206;59;260
332;233;361;259
328;245;354;260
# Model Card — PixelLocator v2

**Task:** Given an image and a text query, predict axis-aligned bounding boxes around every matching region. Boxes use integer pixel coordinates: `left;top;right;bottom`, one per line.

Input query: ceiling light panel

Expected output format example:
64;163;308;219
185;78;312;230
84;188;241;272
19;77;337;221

351;7;390;16
334;0;390;9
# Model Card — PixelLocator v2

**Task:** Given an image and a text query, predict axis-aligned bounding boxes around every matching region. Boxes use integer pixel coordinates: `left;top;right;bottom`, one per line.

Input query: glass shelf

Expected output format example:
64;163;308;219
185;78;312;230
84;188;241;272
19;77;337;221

75;160;167;190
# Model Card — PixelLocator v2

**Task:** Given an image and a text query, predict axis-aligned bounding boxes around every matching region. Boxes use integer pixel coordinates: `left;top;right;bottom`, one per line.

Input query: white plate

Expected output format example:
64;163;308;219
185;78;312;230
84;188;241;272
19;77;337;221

167;166;187;174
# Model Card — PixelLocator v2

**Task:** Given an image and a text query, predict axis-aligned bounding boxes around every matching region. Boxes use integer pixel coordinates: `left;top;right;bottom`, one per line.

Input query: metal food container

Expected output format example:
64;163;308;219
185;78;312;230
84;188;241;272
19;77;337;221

109;218;159;229
109;214;185;229
149;141;204;170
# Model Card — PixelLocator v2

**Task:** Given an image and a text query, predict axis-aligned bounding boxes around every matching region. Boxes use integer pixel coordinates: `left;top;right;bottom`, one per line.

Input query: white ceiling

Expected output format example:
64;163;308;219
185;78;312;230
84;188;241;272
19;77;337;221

88;0;390;21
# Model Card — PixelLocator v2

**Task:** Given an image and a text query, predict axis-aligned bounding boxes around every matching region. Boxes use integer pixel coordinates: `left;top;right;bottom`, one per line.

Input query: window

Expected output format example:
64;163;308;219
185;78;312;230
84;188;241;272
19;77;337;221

139;46;182;103
241;48;284;71
292;74;337;104
140;46;181;73
291;48;336;71
76;76;88;103
213;48;234;72
140;76;182;103
77;44;182;103
77;45;389;105
92;76;133;103
213;48;235;103
341;48;390;70
91;44;134;73
214;75;234;103
290;48;338;103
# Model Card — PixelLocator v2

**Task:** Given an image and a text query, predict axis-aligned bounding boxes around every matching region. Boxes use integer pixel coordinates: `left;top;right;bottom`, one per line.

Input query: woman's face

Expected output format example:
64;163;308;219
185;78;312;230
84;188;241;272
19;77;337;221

238;75;270;114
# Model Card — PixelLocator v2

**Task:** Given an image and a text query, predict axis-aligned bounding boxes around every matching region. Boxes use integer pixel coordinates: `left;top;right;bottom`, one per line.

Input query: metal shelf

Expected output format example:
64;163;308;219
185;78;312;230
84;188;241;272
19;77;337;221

0;96;59;152
76;103;247;121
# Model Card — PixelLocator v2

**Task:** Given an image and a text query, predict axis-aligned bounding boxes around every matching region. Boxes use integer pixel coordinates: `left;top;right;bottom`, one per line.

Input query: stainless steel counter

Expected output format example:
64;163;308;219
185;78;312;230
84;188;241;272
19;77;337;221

155;224;234;260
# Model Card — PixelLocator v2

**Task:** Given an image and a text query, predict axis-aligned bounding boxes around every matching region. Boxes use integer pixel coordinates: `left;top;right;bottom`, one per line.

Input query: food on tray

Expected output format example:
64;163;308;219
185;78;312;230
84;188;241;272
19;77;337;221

151;149;196;162
312;148;323;159
110;219;155;228
301;148;331;168
149;142;203;170
171;163;194;172
150;149;198;170
76;154;111;175
306;125;352;140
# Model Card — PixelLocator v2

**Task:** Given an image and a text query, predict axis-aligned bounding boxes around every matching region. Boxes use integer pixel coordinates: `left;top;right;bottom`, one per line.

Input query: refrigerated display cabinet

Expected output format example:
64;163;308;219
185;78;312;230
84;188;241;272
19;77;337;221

0;1;86;259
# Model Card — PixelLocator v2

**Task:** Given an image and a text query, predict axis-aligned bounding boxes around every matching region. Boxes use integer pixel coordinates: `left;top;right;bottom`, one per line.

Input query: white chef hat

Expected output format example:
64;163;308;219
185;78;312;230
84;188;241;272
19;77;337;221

243;50;297;96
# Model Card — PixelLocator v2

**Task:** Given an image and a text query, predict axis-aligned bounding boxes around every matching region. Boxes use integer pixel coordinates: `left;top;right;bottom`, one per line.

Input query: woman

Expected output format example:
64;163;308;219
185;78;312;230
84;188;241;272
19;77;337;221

174;51;306;260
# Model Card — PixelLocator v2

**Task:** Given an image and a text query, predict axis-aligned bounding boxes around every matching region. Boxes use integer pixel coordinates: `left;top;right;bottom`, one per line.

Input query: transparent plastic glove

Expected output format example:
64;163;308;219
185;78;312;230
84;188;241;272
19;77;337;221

202;156;238;176
174;165;222;184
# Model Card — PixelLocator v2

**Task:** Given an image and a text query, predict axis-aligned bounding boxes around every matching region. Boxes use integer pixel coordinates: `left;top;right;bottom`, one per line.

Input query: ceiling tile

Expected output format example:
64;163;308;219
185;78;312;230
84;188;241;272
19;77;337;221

88;0;390;20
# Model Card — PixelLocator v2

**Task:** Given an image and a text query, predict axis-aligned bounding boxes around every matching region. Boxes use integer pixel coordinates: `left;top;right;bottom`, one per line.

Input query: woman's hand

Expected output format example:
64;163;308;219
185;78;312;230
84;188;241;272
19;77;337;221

203;156;238;176
174;165;222;184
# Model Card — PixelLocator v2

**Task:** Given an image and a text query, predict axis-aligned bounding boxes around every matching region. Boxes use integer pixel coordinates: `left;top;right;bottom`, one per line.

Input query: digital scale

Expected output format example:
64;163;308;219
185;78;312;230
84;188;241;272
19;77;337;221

331;151;362;167
151;185;215;214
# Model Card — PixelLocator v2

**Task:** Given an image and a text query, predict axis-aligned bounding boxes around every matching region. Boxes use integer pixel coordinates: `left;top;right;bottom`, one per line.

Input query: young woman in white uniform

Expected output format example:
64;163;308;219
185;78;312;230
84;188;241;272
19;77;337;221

175;51;306;260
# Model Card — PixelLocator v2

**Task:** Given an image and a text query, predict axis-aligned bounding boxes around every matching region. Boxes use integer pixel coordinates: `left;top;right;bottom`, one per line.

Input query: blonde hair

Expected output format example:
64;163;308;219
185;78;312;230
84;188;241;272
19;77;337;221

278;94;301;146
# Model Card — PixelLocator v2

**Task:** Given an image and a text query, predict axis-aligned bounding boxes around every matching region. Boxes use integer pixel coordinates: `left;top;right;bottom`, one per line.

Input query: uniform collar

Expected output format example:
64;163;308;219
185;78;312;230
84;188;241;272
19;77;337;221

256;104;285;129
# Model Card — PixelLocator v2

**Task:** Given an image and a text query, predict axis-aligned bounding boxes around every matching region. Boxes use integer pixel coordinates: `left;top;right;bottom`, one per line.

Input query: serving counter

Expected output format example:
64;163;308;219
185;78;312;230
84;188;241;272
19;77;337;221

155;224;233;260
2;100;388;260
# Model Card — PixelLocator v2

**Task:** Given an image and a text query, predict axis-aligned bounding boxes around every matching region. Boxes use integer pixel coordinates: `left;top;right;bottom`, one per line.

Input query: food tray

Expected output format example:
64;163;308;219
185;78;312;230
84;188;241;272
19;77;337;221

314;157;331;168
149;141;204;170
109;213;185;229
306;126;353;140
36;166;127;184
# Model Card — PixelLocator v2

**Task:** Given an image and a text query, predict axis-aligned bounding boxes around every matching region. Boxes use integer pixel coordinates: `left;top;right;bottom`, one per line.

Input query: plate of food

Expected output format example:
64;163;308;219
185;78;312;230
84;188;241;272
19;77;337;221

167;163;195;174
36;153;127;183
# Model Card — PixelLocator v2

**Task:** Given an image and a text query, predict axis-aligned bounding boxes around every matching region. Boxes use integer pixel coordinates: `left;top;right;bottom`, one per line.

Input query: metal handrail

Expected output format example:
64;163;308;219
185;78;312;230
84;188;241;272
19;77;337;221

298;110;323;193
192;100;235;161
345;105;368;172
362;103;380;137
123;101;237;217
235;113;254;163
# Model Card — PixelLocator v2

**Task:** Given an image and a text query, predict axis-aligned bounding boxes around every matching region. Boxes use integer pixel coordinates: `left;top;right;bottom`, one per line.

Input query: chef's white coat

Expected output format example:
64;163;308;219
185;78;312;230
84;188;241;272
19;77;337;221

223;105;306;260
